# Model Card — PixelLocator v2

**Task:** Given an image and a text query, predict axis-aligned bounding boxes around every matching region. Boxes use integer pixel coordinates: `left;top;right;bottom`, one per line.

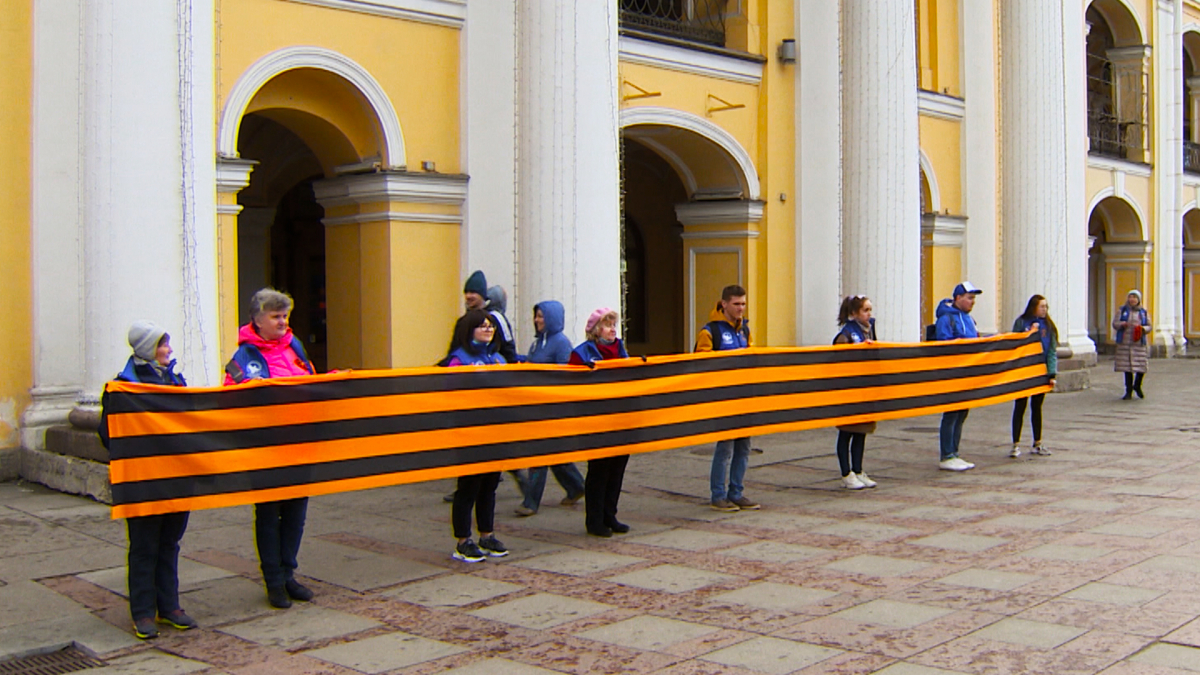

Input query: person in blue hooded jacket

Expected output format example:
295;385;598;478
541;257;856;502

514;301;585;516
933;282;982;472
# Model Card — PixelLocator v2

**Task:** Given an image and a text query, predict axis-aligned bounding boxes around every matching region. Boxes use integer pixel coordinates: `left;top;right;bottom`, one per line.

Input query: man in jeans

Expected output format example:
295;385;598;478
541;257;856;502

696;285;761;511
934;281;982;471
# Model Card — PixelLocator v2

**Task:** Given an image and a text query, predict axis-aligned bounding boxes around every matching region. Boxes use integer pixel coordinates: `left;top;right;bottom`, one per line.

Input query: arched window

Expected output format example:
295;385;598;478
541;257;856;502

1086;2;1148;162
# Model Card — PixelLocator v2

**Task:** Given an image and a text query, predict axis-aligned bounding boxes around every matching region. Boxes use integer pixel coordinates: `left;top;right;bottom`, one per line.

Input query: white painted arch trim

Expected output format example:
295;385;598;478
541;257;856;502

620;107;761;201
1087;186;1149;241
218;46;406;168
918;149;941;213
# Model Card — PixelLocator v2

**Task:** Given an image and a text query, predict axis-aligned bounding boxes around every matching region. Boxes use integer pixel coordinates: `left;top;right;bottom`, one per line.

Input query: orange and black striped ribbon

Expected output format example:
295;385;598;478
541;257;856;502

104;331;1050;518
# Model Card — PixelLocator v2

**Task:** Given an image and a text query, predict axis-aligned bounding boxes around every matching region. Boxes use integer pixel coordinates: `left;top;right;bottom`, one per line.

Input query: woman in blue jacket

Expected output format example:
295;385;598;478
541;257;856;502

1011;295;1058;457
515;301;585;516
832;295;878;489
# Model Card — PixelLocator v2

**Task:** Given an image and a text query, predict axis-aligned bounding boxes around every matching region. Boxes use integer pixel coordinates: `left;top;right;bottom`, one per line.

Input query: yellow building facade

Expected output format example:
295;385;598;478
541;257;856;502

8;0;1197;464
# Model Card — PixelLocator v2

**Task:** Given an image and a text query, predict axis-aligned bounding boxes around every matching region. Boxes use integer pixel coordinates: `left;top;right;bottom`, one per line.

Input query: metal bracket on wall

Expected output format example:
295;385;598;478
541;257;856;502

622;79;662;102
706;93;744;117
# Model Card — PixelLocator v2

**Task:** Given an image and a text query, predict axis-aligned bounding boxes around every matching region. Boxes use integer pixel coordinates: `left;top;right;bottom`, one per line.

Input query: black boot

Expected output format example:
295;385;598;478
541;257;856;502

1122;373;1134;400
1133;373;1145;399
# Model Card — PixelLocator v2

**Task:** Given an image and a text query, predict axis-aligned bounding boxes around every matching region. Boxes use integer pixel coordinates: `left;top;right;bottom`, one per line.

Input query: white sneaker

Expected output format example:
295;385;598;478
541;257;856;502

1031;444;1052;456
1009;445;1022;458
939;457;972;471
960;458;975;469
856;472;877;488
842;473;866;489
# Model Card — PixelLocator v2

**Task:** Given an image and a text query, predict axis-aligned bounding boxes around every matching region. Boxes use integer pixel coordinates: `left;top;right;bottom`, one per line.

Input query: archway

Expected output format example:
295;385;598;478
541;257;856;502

620;107;761;352
1184;30;1200;171
1086;0;1148;161
1087;194;1148;347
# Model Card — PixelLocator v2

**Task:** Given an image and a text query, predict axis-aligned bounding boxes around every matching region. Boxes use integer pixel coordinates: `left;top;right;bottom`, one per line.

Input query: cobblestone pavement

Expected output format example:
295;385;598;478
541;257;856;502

4;358;1200;674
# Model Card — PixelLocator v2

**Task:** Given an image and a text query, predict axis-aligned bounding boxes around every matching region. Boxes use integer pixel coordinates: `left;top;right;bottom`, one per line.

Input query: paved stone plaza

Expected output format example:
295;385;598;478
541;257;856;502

4;358;1200;674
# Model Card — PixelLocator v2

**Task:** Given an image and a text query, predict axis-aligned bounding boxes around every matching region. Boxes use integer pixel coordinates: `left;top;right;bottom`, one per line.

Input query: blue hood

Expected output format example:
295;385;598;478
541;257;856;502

934;298;978;340
534;300;565;337
486;285;507;314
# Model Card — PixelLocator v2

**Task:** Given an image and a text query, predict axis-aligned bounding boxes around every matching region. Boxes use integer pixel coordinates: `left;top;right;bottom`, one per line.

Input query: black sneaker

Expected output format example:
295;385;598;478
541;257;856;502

285;579;314;602
157;609;197;630
267;586;292;609
453;539;486;562
606;520;630;534
479;535;509;557
133;617;158;639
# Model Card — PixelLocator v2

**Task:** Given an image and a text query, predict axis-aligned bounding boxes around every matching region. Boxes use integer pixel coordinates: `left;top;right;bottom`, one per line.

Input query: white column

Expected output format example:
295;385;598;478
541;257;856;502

841;1;921;341
1064;0;1096;360
795;0;842;345
960;0;1000;335
23;0;85;449
1152;0;1185;351
81;0;189;400
516;0;621;344
462;0;518;305
999;0;1089;357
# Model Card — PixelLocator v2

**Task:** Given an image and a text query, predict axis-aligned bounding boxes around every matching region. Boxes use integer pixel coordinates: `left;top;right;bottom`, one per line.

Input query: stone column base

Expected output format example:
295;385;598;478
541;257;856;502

18;444;111;504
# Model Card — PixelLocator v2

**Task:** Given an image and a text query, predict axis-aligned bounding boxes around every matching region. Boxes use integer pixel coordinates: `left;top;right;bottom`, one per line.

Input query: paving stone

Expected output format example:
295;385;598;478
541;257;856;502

0;539;127;583
709;582;838;612
79;651;210;675
890;506;987;522
936;568;1039;592
1129;642;1200;671
822;555;930;577
297;539;444;591
575;615;719;651
1144;505;1200;520
1104;483;1177;496
605;564;739;594
0;612;141;660
1087;521;1175;538
829;599;955;629
624;528;750;551
218;605;383;649
731;511;835;531
910;533;1008;552
720;541;832;564
0;506;105;558
873;664;970;675
700;636;842;674
1060;581;1164;607
78;558;235;597
1070;467;1143;479
1135;555;1200;573
977;514;1070;530
970;617;1087;649
1019;543;1111;562
439;659;563;675
1046;498;1124;513
512;549;645;576
383;573;523;607
810;521;918;542
468;593;612;629
0;580;85;629
807;498;909;515
178;575;278;626
305;631;465;673
960;491;1045;506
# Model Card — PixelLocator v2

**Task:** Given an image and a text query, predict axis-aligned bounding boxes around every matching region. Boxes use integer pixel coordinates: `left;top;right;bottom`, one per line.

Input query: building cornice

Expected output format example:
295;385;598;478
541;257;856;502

282;0;465;28
618;36;763;85
313;171;469;207
675;200;765;225
921;214;967;247
1088;154;1153;177
918;89;965;121
216;158;257;193
1101;240;1154;262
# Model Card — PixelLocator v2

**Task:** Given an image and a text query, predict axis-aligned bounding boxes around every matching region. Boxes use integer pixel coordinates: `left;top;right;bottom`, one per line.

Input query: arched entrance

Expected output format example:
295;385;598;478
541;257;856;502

1087;194;1148;347
620;107;761;353
1086;0;1148;162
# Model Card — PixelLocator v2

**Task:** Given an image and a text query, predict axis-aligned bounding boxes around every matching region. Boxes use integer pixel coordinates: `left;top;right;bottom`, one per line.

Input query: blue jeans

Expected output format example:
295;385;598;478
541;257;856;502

939;410;970;460
711;437;751;502
126;512;189;620
255;498;307;589
523;464;585;510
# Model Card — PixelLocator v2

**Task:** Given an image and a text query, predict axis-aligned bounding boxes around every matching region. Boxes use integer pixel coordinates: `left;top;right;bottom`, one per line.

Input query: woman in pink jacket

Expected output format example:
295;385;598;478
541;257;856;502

224;288;316;609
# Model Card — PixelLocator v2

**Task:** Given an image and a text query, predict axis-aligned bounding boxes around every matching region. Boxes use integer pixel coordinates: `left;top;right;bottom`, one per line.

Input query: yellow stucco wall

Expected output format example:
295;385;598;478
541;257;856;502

918;116;963;214
918;0;961;97
0;1;32;447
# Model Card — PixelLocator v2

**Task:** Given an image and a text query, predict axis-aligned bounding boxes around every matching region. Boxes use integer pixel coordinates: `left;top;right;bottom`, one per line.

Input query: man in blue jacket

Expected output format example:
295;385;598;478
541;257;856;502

934;282;982;471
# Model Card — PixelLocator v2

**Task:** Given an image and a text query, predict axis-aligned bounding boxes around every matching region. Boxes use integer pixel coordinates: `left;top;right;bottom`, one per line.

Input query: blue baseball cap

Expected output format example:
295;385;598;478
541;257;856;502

953;281;982;297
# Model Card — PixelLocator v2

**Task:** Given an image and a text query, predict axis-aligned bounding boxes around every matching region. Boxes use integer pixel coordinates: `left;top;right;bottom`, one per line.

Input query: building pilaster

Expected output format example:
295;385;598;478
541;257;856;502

1151;0;1185;351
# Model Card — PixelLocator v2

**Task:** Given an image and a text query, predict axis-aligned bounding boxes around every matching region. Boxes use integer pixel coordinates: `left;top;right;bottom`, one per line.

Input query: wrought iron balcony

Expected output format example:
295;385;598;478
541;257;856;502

1087;55;1148;163
1186;141;1200;175
620;0;728;48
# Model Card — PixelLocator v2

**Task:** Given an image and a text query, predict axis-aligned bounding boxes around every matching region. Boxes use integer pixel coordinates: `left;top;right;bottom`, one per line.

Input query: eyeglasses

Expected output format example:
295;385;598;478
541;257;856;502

478;324;496;331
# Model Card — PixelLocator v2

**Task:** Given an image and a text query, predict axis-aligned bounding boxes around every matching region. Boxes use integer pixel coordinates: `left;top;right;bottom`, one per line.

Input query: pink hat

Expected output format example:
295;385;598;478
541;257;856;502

586;307;617;334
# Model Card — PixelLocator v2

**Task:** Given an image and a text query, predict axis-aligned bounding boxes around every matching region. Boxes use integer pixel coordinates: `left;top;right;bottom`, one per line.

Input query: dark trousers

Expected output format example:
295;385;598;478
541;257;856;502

1011;393;1046;444
585;455;629;532
452;472;501;539
255;498;307;589
523;463;585;510
127;512;189;621
1124;372;1145;393
836;431;866;476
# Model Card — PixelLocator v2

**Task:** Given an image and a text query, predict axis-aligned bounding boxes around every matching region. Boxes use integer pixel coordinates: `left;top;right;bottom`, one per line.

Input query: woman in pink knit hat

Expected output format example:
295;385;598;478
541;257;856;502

569;308;631;537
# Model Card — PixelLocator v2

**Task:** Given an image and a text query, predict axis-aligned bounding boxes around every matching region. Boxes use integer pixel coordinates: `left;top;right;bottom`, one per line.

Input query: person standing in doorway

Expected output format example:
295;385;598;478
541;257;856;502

695;285;760;512
934;282;982;471
833;295;879;489
1113;290;1151;400
1011;294;1058;457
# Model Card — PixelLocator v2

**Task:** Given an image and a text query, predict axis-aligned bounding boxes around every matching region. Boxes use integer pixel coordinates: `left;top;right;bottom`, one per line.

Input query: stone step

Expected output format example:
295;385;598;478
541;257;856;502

44;426;108;464
1052;368;1090;393
1058;357;1089;371
18;445;111;504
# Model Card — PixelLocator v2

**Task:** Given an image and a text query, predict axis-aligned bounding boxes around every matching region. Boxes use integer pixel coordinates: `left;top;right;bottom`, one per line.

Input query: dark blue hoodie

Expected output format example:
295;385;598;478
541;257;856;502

934;298;979;340
527;301;573;365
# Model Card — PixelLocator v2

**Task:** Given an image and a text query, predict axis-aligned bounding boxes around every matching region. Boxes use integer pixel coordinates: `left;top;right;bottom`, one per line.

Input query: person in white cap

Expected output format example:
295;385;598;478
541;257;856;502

933;282;982;471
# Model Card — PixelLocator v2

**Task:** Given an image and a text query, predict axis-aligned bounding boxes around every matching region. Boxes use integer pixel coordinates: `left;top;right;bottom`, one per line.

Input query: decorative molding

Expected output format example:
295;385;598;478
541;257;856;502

1183;249;1200;264
1107;44;1152;67
618;36;763;85
918;149;941;213
322;211;462;226
1100;240;1153;263
282;0;465;27
680;230;760;240
675;200;764;225
216;204;244;216
1185;173;1200;187
917;89;965;121
920;214;967;247
313;171;469;207
620;106;761;200
1087;186;1149;241
218;46;406;167
216;158;258;193
1087;154;1153;177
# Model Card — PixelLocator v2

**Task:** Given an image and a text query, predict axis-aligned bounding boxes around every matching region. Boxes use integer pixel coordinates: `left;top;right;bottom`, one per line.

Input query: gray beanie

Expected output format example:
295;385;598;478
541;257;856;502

128;321;167;362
